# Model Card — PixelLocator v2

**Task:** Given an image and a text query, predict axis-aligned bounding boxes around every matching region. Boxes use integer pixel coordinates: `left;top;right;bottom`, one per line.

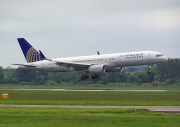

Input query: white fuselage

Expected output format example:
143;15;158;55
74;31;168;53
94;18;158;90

23;51;168;72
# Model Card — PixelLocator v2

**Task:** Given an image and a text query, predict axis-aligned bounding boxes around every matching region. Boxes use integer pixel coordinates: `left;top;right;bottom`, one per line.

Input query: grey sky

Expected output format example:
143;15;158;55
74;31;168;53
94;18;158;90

0;0;180;68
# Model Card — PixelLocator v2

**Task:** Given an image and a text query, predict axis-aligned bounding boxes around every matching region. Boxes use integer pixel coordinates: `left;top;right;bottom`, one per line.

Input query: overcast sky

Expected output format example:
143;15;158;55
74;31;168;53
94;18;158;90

0;0;180;68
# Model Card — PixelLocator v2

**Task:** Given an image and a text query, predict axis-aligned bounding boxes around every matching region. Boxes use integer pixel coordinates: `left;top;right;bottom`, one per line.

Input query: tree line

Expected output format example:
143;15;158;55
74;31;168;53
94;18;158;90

0;59;179;85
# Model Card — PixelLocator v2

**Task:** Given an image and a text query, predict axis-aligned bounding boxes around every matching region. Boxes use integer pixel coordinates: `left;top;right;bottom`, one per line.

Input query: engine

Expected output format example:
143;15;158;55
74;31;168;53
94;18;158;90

88;65;105;73
105;67;123;72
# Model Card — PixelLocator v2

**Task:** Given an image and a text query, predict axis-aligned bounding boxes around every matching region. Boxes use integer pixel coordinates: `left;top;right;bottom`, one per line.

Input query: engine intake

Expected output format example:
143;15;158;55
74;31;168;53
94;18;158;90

88;64;105;73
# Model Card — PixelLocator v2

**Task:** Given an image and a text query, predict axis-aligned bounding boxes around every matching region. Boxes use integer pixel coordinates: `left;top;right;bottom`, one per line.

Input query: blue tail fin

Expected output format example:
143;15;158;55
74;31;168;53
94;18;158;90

17;38;43;63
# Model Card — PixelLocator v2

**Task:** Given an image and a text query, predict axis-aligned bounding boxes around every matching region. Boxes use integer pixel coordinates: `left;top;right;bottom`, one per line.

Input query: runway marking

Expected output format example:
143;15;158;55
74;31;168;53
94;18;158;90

1;89;167;92
0;104;180;114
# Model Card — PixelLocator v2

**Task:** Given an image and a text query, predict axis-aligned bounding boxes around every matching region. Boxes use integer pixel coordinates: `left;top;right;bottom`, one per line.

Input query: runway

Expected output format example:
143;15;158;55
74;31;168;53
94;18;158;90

0;104;180;114
1;88;169;92
1;89;179;114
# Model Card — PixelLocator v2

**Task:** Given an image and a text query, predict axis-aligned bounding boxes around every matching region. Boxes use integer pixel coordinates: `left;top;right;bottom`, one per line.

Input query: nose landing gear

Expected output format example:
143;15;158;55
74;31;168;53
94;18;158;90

147;65;153;74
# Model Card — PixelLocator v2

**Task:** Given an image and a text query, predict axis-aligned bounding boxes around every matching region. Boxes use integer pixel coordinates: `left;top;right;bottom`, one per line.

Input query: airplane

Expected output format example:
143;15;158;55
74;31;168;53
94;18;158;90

13;38;168;80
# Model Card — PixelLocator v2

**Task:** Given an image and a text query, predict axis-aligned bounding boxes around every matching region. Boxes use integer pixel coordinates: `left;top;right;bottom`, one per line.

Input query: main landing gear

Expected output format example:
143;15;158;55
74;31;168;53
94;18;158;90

81;74;99;80
81;74;89;80
147;65;152;74
91;75;99;80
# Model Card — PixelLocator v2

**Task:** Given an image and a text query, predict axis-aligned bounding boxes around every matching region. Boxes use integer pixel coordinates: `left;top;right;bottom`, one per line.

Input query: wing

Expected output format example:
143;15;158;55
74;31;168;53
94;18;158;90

40;51;94;71
46;59;94;71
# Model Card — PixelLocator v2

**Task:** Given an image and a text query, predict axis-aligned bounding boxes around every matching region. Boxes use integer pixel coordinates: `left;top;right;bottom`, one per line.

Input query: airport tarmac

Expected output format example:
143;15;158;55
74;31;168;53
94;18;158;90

0;88;170;92
0;104;180;114
1;89;179;113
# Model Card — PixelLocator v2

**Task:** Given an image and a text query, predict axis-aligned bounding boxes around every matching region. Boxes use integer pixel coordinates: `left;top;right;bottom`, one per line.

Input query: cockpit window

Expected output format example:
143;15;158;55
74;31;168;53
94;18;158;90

156;54;163;57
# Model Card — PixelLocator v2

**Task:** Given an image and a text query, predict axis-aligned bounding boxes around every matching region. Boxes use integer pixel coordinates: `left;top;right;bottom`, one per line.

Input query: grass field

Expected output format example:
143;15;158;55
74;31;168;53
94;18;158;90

0;90;180;106
0;87;180;127
0;108;180;127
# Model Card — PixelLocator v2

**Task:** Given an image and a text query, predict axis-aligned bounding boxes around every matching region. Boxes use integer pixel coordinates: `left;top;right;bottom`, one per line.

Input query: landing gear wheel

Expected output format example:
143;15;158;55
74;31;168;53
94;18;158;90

147;65;152;75
91;75;99;80
147;72;151;75
81;76;85;80
81;74;89;80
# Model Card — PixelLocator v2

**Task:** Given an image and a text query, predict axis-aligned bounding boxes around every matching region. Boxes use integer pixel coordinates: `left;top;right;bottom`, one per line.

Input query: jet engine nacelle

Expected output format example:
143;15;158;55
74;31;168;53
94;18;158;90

88;64;104;73
105;67;123;72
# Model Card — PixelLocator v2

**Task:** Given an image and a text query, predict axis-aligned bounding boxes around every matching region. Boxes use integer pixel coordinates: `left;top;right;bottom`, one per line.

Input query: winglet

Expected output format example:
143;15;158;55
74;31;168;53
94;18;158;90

97;51;100;55
39;50;52;61
39;50;46;59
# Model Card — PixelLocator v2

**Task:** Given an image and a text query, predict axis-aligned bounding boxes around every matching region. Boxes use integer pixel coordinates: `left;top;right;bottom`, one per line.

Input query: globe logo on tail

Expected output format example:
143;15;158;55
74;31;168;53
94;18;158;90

26;47;42;63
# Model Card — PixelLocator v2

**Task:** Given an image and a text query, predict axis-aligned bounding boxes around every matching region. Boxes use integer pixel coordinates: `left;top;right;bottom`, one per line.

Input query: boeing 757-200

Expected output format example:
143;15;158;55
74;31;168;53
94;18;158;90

13;38;168;80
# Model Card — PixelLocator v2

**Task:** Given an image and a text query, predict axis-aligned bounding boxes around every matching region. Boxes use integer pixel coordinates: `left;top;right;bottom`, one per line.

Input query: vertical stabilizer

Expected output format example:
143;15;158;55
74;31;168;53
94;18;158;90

17;38;43;63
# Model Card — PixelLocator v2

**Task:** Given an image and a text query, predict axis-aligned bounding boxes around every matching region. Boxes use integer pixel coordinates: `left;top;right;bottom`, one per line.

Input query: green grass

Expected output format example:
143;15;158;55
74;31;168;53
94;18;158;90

1;90;180;106
1;85;179;127
0;108;179;127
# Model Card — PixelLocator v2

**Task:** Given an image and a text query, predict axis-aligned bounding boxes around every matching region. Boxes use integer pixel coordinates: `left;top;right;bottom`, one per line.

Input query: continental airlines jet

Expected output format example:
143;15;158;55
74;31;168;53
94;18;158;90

13;38;168;80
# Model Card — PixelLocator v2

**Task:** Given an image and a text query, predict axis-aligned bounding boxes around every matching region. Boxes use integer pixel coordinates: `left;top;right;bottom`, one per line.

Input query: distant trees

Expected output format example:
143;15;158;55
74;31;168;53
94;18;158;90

0;58;179;85
3;68;17;84
0;66;4;83
157;58;180;84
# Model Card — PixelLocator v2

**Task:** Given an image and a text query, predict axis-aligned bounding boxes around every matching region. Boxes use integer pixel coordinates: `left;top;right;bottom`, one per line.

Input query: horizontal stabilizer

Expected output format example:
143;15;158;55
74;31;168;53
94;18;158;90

12;64;37;67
